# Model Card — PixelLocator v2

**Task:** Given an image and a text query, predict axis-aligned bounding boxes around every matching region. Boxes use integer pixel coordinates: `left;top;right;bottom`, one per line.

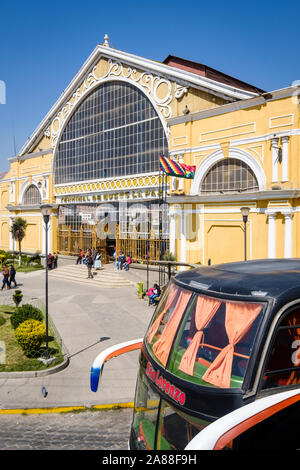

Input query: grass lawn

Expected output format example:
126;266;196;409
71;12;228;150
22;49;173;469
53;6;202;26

0;305;63;372
15;264;44;273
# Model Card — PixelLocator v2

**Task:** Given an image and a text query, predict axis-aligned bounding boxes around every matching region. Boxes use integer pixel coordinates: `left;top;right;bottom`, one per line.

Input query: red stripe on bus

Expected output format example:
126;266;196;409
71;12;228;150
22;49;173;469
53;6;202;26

104;342;143;362
214;393;300;450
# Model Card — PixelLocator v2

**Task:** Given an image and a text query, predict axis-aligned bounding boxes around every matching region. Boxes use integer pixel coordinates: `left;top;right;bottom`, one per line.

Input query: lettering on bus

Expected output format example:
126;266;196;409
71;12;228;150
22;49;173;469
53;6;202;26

146;362;186;406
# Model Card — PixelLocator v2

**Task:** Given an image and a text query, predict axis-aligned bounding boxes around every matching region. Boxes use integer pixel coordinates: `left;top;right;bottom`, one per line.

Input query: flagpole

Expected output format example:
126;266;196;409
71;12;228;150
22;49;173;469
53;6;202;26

159;165;162;287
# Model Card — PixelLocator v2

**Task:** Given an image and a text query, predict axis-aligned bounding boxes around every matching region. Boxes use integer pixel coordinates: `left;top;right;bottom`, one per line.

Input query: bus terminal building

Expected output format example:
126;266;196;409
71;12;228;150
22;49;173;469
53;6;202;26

1;37;300;265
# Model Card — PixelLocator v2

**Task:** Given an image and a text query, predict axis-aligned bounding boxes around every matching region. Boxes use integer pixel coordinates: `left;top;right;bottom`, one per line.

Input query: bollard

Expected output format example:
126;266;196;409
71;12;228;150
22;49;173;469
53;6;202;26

137;282;144;299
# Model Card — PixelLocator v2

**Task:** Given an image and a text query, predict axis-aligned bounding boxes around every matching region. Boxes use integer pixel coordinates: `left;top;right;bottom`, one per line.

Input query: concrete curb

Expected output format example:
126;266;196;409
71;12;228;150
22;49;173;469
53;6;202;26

0;401;134;414
0;354;70;379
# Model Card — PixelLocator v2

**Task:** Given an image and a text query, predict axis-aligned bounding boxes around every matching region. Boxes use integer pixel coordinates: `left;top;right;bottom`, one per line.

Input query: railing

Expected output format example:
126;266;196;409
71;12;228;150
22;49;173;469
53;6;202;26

139;259;198;289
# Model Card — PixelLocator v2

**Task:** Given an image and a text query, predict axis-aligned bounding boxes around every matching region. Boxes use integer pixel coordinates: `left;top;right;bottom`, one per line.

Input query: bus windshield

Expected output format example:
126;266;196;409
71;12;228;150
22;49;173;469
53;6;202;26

146;282;263;388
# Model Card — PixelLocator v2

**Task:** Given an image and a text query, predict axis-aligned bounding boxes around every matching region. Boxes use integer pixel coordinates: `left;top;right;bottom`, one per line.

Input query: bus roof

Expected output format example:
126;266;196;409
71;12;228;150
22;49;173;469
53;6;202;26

175;259;300;305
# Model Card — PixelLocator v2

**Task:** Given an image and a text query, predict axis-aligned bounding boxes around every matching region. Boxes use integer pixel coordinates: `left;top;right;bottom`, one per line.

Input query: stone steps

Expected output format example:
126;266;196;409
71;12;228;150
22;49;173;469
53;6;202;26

48;264;135;288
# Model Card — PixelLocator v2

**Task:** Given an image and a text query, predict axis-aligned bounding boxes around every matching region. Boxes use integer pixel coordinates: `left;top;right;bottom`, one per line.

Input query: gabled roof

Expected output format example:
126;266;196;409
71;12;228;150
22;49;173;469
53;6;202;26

18;44;261;157
163;55;265;94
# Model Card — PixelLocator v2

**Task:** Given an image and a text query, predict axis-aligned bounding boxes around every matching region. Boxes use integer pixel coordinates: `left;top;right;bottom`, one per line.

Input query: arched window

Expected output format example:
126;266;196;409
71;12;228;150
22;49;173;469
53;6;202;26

23;185;41;205
54;81;169;184
201;158;259;194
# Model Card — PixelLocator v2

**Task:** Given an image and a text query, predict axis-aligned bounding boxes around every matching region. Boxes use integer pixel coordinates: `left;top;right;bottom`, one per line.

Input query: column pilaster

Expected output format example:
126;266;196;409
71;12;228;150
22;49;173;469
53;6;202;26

281;136;289;182
266;210;277;258
271;137;279;183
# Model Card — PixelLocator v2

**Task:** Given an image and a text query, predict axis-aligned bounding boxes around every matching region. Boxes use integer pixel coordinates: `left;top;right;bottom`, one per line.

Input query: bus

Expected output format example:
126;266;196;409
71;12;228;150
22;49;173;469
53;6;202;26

90;259;300;450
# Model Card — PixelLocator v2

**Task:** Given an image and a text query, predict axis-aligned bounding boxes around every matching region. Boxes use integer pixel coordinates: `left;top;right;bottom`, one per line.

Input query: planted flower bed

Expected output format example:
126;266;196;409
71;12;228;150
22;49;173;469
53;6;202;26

0;304;64;372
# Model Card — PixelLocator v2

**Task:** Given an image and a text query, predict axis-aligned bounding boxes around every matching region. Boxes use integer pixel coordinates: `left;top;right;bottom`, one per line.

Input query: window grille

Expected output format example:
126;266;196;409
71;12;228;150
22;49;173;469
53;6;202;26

54;81;169;184
23;185;41;205
201;158;259;194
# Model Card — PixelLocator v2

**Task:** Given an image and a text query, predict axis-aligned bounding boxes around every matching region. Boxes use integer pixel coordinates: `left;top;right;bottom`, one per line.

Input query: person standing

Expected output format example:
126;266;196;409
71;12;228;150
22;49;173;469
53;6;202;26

53;252;58;269
1;265;10;290
76;249;83;265
47;253;53;270
94;252;102;270
9;265;17;287
86;253;94;279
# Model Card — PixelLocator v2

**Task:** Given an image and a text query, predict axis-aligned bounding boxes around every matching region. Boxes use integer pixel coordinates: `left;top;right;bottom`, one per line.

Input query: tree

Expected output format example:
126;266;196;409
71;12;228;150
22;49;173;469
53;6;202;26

10;217;27;266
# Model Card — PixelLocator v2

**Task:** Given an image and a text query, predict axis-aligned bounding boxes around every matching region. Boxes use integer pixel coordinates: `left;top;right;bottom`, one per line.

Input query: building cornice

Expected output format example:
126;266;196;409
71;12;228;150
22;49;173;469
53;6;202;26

8;148;53;162
167;86;300;126
168;190;300;204
6;204;58;212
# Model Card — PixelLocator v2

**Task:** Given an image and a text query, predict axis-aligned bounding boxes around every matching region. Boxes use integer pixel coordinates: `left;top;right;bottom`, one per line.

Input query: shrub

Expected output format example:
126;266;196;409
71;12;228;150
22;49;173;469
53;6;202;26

29;254;41;264
0;315;6;326
12;290;23;308
162;252;176;261
21;255;31;266
10;304;43;329
15;319;46;357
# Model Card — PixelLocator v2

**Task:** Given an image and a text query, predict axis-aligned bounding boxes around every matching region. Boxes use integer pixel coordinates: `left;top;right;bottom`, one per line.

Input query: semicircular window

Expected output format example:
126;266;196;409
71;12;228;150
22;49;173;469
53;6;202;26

54;81;169;184
201;158;259;194
23;185;41;205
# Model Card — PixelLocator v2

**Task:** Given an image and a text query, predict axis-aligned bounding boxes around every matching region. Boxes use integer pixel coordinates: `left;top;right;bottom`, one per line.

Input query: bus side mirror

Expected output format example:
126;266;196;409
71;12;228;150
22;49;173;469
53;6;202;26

90;338;143;392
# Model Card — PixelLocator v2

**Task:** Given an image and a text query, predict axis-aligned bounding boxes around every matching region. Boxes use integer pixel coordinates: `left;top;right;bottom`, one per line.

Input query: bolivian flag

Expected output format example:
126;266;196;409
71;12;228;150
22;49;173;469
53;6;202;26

159;154;196;179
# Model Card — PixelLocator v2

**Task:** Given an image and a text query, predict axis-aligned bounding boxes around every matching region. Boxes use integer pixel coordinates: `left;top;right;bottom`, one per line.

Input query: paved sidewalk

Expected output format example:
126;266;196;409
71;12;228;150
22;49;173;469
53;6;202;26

0;262;159;411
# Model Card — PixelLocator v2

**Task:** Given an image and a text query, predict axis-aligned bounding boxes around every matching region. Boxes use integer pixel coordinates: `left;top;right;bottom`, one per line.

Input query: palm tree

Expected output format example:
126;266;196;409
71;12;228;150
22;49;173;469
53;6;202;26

10;217;27;266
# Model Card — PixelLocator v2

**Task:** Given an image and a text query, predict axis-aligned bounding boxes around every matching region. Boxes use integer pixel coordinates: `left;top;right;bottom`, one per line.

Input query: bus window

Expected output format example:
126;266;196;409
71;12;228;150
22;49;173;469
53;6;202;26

156;400;209;450
146;282;193;367
262;308;300;390
131;369;160;450
168;293;263;388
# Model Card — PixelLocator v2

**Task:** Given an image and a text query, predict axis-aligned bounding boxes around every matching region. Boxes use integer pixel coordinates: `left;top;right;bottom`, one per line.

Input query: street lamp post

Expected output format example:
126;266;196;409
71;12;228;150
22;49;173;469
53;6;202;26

240;207;250;261
40;204;52;359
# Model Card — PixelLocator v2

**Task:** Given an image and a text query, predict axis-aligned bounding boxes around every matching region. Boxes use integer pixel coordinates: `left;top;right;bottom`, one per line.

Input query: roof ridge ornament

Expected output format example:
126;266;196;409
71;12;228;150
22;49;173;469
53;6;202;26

103;34;110;47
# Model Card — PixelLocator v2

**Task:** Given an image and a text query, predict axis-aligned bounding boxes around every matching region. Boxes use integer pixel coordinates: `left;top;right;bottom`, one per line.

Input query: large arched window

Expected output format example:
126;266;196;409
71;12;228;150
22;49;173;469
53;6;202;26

23;185;41;205
201;158;259;194
54;81;169;184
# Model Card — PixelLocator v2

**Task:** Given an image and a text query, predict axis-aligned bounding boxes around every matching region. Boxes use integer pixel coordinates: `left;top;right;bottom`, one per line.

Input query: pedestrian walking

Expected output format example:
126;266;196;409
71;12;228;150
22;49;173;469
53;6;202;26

1;265;11;290
76;249;83;265
9;265;17;287
86;253;94;278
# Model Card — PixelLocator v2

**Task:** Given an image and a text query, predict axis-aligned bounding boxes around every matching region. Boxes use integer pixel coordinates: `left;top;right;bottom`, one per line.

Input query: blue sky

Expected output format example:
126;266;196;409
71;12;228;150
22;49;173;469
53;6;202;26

0;0;299;170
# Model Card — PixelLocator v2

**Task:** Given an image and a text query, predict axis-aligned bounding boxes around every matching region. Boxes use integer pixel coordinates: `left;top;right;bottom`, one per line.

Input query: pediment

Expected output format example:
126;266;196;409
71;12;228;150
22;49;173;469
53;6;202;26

19;45;258;156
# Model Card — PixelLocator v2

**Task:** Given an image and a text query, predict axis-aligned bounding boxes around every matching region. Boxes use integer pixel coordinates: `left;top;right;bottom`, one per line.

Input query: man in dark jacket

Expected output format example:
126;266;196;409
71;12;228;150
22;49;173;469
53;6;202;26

86;253;94;279
9;265;17;287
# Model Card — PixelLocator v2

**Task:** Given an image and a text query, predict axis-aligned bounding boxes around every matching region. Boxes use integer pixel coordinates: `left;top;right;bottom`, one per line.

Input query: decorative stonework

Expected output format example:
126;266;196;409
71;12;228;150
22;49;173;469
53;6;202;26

44;57;188;145
54;173;167;197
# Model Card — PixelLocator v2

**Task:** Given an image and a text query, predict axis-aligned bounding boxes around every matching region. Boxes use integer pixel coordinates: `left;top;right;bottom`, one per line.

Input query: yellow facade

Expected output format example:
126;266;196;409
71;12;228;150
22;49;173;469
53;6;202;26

1;40;299;266
168;90;300;265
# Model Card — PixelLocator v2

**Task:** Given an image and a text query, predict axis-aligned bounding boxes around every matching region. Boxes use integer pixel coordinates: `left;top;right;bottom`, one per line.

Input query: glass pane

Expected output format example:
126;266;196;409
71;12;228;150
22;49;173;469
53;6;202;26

168;293;263;388
54;81;168;184
131;369;160;450
146;282;192;367
262;309;300;389
23;185;41;205
201;158;259;194
156;400;209;450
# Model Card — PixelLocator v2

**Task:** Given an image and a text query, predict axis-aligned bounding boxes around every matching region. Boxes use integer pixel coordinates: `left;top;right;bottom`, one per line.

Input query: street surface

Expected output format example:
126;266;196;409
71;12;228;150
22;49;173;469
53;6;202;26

0;408;132;450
